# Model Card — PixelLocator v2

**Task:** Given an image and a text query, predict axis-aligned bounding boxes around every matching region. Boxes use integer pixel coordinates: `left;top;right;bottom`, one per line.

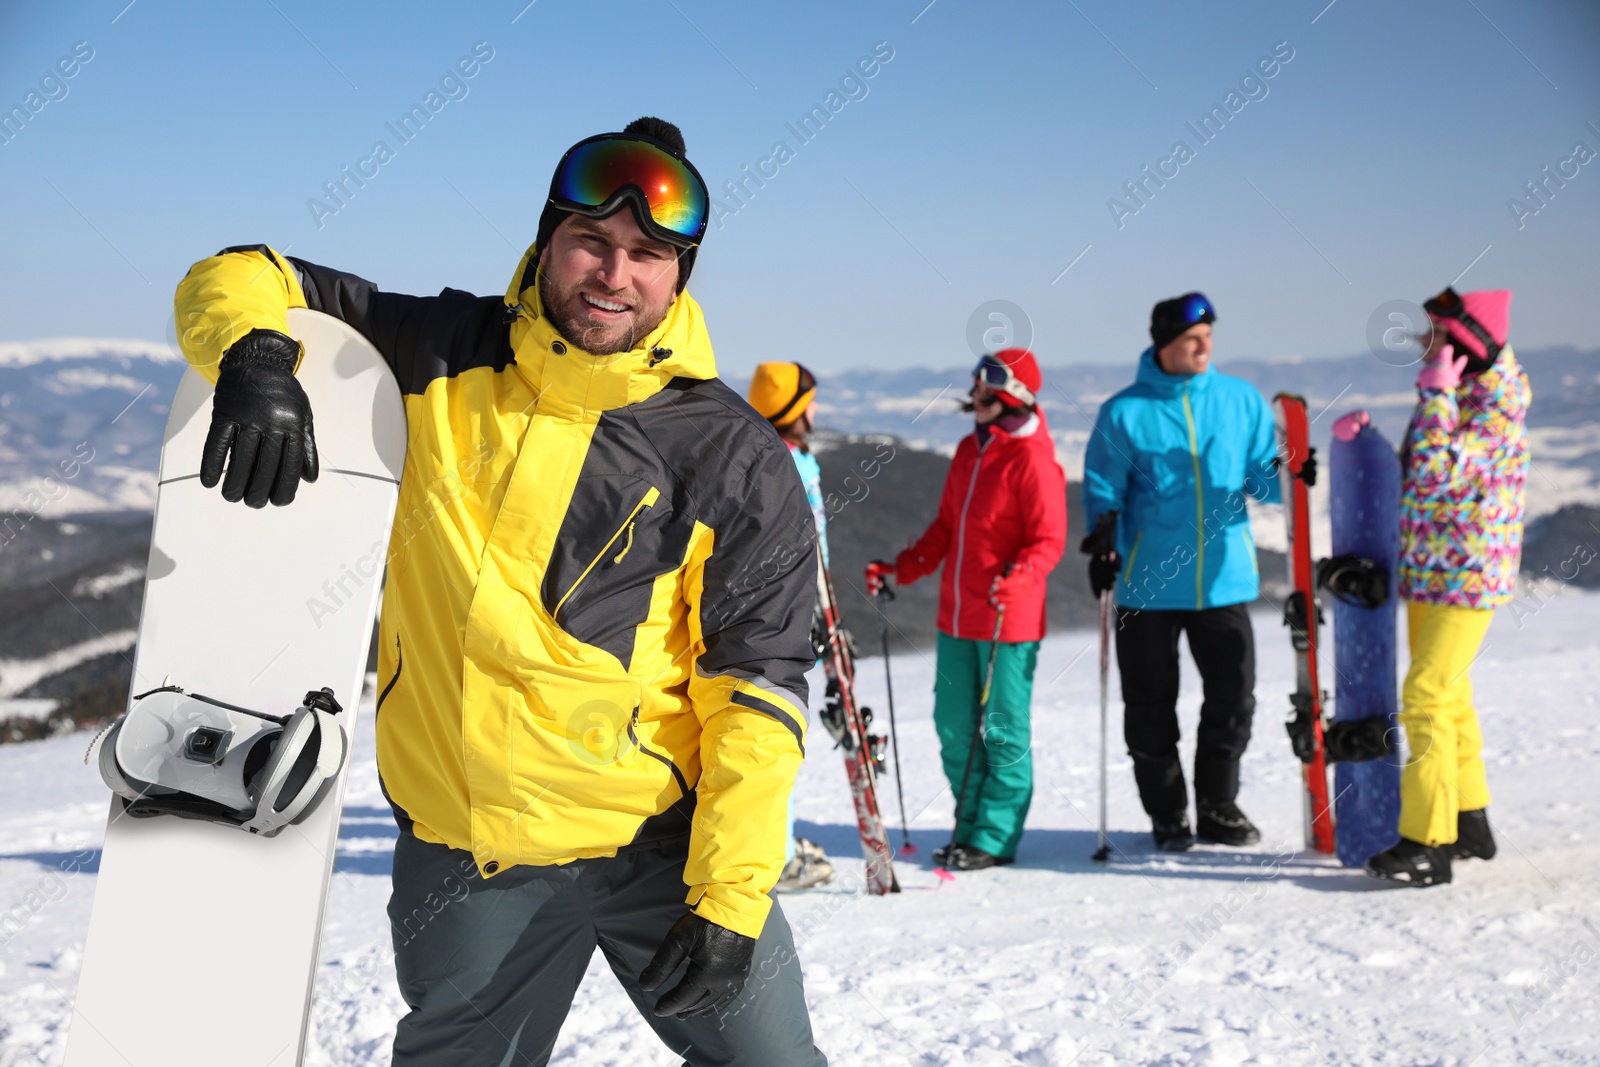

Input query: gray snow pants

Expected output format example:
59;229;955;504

387;830;828;1066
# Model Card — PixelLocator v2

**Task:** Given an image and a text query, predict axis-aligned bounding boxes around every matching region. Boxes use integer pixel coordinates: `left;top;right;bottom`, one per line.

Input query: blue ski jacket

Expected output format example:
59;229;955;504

1083;347;1281;611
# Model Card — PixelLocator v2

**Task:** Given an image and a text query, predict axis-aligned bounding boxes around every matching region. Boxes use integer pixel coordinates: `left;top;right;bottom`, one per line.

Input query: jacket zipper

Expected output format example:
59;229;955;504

629;706;689;796
554;486;661;622
1182;390;1204;610
952;439;988;638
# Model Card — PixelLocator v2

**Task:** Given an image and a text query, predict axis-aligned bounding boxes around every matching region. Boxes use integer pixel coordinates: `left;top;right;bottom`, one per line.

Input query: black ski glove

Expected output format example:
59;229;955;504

200;329;319;508
638;912;756;1019
1079;511;1121;597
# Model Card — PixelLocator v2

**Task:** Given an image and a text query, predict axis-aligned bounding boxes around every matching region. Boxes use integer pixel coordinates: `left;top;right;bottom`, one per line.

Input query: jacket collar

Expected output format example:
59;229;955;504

973;407;1046;448
502;242;716;418
1135;345;1213;397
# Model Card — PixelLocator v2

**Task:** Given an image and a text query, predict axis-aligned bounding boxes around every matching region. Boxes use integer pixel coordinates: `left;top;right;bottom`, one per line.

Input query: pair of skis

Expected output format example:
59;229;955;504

1273;394;1337;855
814;561;901;894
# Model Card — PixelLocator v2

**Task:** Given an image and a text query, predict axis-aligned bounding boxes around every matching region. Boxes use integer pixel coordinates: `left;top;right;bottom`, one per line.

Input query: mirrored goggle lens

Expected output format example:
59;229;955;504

1176;293;1216;325
974;356;1012;387
555;139;709;241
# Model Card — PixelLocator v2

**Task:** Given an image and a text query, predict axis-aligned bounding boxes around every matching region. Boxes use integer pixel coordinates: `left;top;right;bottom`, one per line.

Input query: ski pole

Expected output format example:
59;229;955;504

943;604;1006;866
1093;589;1112;863
875;585;915;854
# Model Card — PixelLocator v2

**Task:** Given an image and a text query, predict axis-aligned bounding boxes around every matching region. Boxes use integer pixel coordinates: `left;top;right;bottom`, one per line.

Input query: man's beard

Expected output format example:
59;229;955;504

538;271;674;357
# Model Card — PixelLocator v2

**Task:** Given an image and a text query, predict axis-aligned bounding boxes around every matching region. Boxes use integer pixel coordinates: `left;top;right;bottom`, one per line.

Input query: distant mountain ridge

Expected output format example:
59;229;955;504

0;338;185;518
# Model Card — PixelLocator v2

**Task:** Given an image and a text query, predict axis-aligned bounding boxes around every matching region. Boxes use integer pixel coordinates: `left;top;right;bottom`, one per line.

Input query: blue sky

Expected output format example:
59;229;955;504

2;0;1596;374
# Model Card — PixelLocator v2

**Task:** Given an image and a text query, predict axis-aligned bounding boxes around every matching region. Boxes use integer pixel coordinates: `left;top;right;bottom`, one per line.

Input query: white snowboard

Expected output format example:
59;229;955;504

66;310;405;1067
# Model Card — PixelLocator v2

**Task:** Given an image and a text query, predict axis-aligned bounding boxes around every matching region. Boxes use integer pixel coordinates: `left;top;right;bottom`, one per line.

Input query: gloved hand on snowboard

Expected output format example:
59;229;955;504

200;329;320;508
639;912;756;1019
1079;512;1121;596
1416;343;1468;394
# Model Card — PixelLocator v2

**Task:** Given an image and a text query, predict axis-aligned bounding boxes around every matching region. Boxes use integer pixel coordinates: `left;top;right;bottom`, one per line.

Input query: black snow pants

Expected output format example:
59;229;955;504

387;830;827;1067
1114;603;1257;819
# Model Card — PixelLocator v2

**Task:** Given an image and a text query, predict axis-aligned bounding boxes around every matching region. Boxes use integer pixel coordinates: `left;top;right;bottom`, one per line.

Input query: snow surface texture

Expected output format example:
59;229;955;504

3;597;1598;1065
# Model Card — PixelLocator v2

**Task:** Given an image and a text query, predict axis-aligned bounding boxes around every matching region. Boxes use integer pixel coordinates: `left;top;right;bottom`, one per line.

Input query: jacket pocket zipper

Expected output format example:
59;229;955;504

554;486;660;622
628;706;689;796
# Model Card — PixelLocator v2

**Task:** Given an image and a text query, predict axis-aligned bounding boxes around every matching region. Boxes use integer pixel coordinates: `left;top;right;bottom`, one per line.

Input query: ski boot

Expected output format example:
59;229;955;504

1196;799;1262;847
1366;838;1452;886
775;838;835;892
1152;814;1194;852
1452;808;1497;861
932;844;1011;871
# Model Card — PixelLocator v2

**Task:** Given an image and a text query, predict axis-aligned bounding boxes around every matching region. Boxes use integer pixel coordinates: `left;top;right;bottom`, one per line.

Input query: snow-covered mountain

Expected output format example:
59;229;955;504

0;337;186;518
763;345;1600;522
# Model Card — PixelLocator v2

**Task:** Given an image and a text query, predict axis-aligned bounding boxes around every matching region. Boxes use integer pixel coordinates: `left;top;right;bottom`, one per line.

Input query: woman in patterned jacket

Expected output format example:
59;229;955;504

1365;288;1530;887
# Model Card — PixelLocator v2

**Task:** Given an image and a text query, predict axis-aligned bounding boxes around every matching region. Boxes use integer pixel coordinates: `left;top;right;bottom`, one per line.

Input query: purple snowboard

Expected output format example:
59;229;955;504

1329;412;1402;867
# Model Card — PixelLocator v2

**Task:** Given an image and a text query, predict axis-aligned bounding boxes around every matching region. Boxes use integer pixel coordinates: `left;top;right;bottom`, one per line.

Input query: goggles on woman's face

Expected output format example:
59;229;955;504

972;354;1035;406
1422;287;1503;363
548;134;710;248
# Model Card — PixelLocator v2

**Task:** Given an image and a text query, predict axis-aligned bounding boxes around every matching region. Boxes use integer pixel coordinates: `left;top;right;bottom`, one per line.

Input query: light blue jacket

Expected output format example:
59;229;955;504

790;445;828;566
1083;347;1281;610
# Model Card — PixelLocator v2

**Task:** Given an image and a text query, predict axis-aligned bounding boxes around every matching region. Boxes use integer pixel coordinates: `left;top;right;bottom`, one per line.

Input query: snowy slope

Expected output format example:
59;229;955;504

3;595;1598;1066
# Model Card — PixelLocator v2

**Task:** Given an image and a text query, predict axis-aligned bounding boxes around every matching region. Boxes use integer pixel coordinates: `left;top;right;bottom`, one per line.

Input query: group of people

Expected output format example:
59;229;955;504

854;287;1529;892
171;116;1530;1064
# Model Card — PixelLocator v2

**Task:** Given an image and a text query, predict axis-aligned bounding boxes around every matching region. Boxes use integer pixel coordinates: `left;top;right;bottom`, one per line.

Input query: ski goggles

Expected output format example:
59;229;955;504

1168;292;1216;329
973;354;1035;407
766;363;818;426
1422;287;1503;363
547;134;710;248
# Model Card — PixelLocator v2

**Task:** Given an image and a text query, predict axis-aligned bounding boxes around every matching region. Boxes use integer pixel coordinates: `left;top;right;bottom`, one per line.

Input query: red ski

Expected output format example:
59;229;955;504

815;560;900;894
1273;393;1336;855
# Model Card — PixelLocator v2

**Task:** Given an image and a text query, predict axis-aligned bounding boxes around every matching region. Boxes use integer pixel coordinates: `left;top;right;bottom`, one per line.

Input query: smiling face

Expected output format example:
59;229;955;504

538;208;682;355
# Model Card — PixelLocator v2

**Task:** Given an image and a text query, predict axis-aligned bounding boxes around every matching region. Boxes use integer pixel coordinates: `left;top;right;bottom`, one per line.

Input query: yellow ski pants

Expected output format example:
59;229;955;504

1398;601;1495;846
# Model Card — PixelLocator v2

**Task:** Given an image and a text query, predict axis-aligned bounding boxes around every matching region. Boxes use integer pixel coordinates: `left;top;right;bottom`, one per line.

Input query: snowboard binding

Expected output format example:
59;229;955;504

1323;716;1398;763
95;685;347;837
1316;554;1389;610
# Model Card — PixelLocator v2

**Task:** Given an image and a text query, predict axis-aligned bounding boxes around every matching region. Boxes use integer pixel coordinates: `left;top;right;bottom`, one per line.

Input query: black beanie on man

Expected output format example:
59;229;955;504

1149;292;1217;352
533;117;699;293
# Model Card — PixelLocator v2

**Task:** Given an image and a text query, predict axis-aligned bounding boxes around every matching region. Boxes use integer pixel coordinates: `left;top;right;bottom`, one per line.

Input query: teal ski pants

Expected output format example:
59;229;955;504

933;633;1040;860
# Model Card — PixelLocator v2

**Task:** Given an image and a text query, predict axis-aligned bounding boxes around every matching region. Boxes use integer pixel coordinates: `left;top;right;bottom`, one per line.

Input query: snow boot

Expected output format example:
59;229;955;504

774;838;835;892
1196;799;1262;847
933;845;1011;871
1452;808;1497;861
1152;814;1194;852
1366;837;1452;886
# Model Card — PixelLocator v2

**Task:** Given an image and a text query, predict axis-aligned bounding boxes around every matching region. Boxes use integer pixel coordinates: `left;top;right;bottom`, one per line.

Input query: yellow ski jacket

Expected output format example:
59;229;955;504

174;245;817;937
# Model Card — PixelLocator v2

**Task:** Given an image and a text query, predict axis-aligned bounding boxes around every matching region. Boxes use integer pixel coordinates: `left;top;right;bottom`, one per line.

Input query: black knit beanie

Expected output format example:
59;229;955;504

1150;292;1217;352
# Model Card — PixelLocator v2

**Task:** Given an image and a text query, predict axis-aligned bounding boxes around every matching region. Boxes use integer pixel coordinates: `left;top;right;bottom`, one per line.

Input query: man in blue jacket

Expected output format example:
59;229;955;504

1081;293;1288;851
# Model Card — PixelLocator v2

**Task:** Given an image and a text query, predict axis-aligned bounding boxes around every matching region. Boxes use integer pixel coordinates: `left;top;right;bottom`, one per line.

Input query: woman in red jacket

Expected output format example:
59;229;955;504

866;349;1067;870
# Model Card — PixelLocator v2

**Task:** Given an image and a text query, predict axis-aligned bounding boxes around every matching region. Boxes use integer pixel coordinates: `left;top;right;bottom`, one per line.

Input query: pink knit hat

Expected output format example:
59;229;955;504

1430;289;1511;360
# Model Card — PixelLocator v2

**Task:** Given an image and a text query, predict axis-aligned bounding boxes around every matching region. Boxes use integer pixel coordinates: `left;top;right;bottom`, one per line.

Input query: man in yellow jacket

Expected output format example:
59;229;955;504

173;117;827;1065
